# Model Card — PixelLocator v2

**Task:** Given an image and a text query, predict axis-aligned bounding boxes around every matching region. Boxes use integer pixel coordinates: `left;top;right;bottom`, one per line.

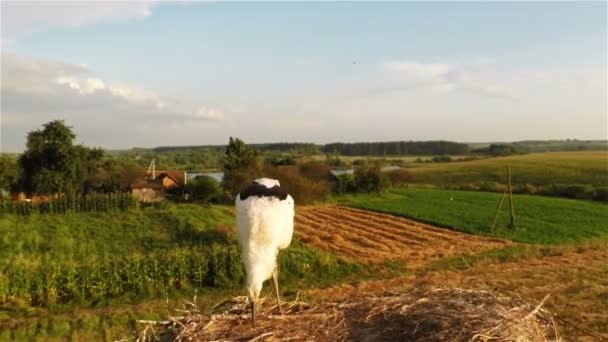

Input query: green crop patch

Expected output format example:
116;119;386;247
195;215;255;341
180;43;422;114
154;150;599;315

340;188;608;245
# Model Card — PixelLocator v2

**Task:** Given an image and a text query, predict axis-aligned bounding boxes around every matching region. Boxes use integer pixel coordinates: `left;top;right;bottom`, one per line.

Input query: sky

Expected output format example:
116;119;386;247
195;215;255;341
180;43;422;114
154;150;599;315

1;1;606;152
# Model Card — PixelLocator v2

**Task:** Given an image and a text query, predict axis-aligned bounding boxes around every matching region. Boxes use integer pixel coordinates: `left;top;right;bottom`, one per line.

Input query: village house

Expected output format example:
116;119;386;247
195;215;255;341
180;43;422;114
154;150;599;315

130;171;188;202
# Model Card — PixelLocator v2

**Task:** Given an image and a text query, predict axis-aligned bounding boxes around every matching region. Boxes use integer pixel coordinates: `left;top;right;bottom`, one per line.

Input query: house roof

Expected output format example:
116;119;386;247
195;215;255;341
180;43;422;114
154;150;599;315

154;171;185;185
131;179;164;190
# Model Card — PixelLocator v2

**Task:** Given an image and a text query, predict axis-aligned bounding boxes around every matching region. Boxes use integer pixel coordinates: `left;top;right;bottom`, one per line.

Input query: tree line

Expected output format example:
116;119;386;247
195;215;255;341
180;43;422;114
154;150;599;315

0;120;408;205
322;141;470;156
0;120;146;199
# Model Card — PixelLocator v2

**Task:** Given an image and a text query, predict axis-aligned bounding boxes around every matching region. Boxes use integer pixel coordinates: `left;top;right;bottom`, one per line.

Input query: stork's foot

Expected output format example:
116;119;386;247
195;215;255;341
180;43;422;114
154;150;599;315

251;300;257;327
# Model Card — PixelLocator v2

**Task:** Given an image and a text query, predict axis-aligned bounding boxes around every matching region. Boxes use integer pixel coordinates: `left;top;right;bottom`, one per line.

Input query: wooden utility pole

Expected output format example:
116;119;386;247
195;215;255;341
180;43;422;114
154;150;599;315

490;189;507;232
489;166;516;231
146;158;156;179
507;166;515;229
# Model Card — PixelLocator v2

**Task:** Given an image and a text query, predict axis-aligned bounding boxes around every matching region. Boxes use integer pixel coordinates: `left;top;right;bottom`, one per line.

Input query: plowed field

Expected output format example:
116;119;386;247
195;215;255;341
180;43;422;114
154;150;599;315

296;206;511;265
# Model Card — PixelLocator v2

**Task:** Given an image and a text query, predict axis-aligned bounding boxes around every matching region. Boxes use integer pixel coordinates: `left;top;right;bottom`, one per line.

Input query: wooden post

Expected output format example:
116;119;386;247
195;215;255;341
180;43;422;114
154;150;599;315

507;166;515;229
490;189;507;232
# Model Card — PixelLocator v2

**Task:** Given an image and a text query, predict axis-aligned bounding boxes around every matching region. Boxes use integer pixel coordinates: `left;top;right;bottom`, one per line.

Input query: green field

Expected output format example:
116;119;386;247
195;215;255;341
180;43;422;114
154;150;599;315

0;205;361;340
340;188;608;244
2;151;608;340
407;151;608;187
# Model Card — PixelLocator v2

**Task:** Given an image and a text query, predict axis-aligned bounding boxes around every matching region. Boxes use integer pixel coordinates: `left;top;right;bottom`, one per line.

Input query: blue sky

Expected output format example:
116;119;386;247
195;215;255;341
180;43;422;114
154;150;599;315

1;1;606;151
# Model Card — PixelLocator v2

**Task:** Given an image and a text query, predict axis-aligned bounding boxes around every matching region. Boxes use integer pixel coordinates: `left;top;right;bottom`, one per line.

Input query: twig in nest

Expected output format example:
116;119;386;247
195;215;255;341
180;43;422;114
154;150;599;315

250;332;275;342
524;294;550;320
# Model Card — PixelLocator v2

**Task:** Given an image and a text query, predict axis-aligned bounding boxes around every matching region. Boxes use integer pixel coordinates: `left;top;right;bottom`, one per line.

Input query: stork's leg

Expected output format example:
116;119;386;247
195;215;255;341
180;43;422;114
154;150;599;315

272;266;284;315
251;299;257;327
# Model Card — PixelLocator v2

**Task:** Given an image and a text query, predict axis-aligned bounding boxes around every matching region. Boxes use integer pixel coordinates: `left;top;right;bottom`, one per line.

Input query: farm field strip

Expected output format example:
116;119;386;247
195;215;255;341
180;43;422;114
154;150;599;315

338;206;507;244
331;209;481;246
299;210;427;251
295;206;511;265
304;209;433;246
297;211;421;258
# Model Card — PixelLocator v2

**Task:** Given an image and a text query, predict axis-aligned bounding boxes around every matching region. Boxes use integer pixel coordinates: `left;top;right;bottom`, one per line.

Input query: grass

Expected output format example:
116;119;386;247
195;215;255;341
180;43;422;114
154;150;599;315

340;188;608;244
0;204;364;340
407;151;608;187
0;203;234;263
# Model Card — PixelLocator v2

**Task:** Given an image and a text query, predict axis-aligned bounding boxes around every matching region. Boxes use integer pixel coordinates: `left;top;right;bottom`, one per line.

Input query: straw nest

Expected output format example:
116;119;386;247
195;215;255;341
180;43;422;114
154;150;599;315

136;287;559;342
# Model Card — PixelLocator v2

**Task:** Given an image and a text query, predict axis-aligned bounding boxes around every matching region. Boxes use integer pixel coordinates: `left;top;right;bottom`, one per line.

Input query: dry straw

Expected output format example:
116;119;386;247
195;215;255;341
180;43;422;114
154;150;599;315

135;287;559;342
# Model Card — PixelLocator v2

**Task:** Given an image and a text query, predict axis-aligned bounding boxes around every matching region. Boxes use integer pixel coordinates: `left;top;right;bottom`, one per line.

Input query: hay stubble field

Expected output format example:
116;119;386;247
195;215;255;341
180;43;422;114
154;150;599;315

296;206;511;265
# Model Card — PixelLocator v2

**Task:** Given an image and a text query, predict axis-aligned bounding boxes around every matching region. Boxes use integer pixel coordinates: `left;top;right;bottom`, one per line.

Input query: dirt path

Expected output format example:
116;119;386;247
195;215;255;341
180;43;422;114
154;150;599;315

296;206;510;265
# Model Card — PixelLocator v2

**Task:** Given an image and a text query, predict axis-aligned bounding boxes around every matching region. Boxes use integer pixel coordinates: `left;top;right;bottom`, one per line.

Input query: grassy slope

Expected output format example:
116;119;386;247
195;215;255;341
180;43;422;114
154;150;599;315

341;188;608;244
407;151;608;186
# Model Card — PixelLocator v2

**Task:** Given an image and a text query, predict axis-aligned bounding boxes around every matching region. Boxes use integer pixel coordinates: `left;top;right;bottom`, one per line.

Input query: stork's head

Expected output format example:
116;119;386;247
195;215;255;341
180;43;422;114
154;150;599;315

238;178;287;201
254;178;280;188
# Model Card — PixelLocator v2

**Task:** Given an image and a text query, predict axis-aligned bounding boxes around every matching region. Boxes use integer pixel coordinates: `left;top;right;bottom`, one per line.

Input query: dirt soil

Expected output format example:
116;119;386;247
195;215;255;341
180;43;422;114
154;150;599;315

296;206;510;265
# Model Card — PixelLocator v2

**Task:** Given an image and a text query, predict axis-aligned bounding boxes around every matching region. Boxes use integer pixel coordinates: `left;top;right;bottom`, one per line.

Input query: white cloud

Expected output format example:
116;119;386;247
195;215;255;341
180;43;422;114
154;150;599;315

379;60;514;98
1;1;158;40
195;106;225;120
381;61;453;90
2;52;224;121
383;61;451;79
1;52;225;151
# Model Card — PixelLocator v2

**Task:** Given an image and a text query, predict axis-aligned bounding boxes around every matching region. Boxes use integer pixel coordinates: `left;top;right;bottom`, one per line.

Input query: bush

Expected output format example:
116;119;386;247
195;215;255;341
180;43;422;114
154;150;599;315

265;155;296;166
187;176;222;203
263;166;330;204
298;161;333;182
432;155;452;163
354;161;389;194
593;187;608;202
478;182;504;193
334;174;356;194
512;183;538;195
542;184;595;200
385;169;414;186
325;155;346;167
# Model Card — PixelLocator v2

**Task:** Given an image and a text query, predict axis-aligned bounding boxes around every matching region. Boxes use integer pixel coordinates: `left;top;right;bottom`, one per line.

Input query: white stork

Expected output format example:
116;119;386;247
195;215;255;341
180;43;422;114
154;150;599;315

235;178;294;326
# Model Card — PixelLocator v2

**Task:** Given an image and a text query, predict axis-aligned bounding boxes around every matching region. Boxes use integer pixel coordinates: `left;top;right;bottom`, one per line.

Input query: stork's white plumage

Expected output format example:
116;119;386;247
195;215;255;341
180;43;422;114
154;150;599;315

235;178;294;326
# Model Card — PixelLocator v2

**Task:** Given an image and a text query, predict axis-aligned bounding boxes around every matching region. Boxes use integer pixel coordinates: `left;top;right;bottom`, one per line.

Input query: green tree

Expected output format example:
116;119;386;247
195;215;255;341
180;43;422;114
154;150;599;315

118;160;146;190
334;173;356;194
354;160;389;195
221;137;261;197
86;159;129;193
0;156;19;195
19;120;104;196
187;175;222;203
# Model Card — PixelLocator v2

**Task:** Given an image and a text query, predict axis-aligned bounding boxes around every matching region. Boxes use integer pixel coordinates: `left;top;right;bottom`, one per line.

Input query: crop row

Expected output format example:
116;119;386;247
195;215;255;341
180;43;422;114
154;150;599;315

0;193;137;216
0;242;356;307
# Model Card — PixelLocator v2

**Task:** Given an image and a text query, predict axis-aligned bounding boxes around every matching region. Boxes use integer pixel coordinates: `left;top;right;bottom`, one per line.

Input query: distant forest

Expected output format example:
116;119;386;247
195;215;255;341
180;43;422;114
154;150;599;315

322;141;470;156
145;141;472;156
135;139;607;157
107;140;608;170
149;143;321;154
